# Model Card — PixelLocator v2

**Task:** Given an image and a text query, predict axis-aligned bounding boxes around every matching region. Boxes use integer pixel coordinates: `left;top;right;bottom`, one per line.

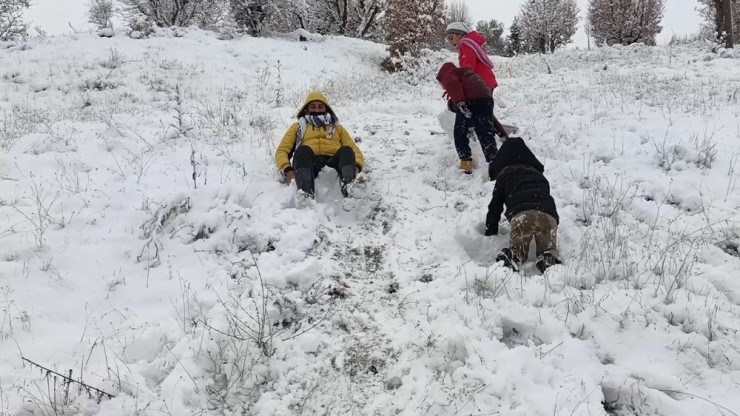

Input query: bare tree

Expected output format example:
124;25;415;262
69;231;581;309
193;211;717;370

353;0;385;38
311;0;386;37
119;0;211;27
0;0;30;41
518;0;579;53
318;0;352;34
265;0;312;32
230;0;274;36
194;0;231;30
265;0;335;34
584;16;593;49
446;0;473;27
89;0;116;30
261;0;383;38
588;0;666;46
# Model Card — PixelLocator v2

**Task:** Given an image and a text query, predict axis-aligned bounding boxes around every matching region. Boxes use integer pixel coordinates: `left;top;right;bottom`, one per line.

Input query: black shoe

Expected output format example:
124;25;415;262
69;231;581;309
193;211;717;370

536;252;561;273
340;165;357;197
295;168;315;197
496;248;519;271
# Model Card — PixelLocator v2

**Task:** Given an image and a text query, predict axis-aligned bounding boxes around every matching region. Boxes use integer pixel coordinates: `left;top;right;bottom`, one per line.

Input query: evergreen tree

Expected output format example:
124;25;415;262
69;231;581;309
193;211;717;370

476;19;506;55
507;16;523;56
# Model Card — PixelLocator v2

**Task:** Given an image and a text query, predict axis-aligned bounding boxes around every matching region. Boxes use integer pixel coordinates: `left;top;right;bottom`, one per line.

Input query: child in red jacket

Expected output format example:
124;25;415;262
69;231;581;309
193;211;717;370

445;22;509;141
436;62;498;173
445;22;498;92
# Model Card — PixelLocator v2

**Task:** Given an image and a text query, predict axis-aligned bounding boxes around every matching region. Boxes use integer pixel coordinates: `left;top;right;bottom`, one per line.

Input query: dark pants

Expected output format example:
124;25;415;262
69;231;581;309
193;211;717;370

454;97;498;163
509;210;560;263
293;145;357;197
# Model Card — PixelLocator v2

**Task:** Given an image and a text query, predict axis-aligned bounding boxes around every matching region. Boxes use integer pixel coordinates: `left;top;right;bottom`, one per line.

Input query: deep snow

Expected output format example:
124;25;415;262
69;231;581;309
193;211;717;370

1;29;739;416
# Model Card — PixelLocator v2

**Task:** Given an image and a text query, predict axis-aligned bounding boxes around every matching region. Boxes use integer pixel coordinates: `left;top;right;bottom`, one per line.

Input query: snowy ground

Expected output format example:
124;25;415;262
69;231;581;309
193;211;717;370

1;30;739;416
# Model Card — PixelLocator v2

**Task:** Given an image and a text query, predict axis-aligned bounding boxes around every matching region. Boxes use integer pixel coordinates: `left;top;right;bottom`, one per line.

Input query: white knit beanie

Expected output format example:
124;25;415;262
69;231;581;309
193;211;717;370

445;22;470;36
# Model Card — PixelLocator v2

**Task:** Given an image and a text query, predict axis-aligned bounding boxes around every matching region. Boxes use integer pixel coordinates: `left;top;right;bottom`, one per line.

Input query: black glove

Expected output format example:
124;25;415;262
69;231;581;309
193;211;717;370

447;100;457;113
484;224;498;236
457;102;472;119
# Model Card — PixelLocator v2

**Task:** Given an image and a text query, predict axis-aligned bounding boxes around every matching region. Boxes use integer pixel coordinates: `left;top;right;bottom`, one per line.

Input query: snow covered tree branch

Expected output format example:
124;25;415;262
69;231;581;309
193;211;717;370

697;0;737;48
587;0;666;46
446;0;473;27
0;0;30;41
382;0;445;71
476;19;506;55
517;0;579;54
353;0;385;38
230;0;274;36
89;0;116;30
118;0;216;28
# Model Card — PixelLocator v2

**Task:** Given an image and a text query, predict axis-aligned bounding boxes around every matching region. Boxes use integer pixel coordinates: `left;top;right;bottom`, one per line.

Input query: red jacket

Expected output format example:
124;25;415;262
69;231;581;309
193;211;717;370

459;31;498;91
436;62;492;104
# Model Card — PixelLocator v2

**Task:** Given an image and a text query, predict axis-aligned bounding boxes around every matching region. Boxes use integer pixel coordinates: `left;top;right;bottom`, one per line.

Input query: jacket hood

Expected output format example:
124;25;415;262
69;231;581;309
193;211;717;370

464;31;487;47
489;137;545;180
297;91;338;120
436;62;459;82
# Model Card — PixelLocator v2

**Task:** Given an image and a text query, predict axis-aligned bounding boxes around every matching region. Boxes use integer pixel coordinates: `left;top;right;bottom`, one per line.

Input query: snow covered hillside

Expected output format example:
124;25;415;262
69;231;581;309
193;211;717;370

1;30;739;416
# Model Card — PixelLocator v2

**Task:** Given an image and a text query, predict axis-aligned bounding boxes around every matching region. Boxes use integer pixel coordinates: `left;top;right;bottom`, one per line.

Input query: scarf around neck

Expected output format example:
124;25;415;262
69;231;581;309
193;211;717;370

304;113;334;128
458;37;495;69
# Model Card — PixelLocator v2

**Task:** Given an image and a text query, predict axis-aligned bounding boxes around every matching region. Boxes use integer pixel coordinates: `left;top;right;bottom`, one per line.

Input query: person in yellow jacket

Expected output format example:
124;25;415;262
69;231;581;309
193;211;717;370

275;91;364;197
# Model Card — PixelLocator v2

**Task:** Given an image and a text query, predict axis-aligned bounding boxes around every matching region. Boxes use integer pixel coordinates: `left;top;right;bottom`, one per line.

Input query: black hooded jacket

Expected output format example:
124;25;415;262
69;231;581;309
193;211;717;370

485;137;559;235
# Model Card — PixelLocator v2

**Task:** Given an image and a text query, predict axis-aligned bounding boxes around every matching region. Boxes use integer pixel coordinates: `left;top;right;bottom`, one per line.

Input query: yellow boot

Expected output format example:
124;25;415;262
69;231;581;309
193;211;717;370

459;159;474;174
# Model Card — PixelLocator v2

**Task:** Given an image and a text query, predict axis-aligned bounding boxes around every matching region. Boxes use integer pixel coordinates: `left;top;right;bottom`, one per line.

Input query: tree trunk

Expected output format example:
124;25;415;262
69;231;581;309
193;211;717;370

715;0;725;41
725;0;735;47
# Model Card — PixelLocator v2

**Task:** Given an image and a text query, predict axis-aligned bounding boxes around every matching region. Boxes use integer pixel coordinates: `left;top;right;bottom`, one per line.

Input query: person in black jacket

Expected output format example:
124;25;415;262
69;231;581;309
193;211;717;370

485;137;562;272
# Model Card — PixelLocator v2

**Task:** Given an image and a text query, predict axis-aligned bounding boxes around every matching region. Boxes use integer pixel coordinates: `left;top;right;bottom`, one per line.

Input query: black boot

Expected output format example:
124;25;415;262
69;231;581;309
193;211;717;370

329;146;357;198
536;252;562;273
496;248;519;271
339;164;357;197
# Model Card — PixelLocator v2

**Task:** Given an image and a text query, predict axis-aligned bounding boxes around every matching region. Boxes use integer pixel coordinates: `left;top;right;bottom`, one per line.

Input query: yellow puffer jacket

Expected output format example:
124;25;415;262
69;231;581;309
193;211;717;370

275;92;364;172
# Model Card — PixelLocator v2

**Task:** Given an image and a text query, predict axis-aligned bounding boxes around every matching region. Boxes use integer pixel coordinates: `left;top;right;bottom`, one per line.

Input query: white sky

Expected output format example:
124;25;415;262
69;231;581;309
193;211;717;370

466;0;704;46
26;0;90;35
27;0;704;45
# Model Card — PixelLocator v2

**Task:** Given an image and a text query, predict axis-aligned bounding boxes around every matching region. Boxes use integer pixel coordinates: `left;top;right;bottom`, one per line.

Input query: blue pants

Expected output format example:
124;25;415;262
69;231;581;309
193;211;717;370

453;97;498;163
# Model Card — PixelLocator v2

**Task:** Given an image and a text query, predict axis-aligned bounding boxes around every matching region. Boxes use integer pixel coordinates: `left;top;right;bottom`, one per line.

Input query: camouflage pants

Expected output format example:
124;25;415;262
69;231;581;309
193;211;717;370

510;210;559;263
